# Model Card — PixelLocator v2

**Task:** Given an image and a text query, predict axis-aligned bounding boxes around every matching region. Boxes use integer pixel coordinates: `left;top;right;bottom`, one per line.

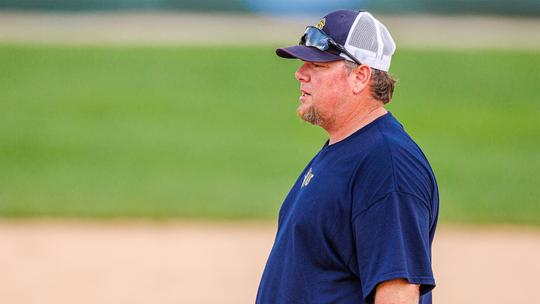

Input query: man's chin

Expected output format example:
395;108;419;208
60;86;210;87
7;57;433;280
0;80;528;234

296;106;312;124
297;105;325;126
296;107;306;121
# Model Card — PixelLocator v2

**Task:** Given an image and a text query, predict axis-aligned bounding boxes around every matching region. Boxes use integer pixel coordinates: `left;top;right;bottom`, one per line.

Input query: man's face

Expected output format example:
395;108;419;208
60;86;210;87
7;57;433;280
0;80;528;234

295;60;352;127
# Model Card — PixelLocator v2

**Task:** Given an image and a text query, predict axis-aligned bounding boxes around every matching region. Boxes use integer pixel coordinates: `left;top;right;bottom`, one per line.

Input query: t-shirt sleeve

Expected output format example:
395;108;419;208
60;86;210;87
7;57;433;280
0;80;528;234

352;191;435;303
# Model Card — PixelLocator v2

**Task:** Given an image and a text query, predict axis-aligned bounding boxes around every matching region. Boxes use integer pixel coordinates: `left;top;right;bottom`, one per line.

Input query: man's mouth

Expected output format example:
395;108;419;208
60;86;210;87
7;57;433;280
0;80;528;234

301;90;311;97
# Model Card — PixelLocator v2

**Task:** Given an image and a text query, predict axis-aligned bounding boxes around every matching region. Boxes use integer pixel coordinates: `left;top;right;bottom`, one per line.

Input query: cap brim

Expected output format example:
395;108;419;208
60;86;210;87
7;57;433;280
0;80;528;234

276;45;344;62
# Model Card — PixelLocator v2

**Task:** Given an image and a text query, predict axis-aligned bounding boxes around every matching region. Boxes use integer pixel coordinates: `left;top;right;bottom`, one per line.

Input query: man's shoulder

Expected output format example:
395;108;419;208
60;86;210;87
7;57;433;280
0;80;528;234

327;112;432;181
348;114;436;205
345;113;415;158
365;113;425;159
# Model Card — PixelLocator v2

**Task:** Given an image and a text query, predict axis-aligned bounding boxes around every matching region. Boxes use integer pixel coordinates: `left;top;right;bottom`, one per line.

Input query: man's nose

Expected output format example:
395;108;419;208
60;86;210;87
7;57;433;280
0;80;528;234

295;63;310;82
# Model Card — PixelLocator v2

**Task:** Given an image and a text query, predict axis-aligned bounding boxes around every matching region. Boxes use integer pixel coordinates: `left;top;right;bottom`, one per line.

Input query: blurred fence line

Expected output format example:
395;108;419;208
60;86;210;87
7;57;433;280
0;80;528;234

0;0;539;16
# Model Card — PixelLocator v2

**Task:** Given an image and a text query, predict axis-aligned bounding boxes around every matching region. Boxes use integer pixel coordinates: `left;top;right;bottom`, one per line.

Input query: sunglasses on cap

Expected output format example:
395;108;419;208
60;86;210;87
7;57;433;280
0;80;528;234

299;26;362;66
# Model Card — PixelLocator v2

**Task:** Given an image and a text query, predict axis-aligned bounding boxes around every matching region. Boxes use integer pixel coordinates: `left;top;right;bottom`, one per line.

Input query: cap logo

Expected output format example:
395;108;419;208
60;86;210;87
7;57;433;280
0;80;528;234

315;18;325;30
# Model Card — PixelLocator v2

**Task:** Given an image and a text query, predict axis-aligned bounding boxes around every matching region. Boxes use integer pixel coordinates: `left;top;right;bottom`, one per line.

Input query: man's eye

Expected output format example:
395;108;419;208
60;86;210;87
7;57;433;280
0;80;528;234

314;63;325;68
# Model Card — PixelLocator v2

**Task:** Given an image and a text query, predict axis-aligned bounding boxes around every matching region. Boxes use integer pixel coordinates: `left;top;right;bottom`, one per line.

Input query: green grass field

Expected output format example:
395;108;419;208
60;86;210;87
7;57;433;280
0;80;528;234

0;44;539;224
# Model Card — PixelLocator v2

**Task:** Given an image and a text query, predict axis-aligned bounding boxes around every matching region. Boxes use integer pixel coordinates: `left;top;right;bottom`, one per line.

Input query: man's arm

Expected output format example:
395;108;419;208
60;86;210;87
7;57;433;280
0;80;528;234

374;278;420;304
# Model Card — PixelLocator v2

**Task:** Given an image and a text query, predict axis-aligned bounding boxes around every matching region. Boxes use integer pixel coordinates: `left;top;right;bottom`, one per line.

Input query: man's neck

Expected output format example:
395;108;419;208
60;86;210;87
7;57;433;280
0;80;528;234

326;106;388;145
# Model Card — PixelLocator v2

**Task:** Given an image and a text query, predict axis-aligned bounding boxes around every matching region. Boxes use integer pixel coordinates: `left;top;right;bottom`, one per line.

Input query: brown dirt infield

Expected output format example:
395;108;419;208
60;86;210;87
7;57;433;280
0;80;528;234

0;221;539;303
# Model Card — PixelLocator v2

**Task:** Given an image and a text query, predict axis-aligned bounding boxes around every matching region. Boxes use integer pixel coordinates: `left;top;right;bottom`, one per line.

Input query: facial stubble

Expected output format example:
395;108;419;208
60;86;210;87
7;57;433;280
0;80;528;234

297;103;333;127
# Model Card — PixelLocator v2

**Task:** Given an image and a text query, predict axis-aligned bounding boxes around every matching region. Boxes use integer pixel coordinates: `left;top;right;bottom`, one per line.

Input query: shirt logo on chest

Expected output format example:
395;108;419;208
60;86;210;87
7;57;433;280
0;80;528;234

301;168;315;188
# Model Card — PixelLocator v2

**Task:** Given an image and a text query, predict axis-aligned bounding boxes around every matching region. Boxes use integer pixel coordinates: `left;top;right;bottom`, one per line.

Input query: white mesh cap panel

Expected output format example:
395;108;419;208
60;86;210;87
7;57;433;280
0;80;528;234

341;12;396;72
379;22;395;56
348;16;378;53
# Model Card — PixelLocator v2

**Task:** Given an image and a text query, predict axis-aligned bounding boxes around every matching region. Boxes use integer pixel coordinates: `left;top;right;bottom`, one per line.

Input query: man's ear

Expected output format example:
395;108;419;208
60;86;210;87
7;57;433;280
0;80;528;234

351;65;371;94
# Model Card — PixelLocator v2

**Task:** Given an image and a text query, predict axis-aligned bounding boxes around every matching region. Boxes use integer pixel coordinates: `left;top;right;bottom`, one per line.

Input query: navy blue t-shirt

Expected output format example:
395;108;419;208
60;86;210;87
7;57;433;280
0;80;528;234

256;112;439;304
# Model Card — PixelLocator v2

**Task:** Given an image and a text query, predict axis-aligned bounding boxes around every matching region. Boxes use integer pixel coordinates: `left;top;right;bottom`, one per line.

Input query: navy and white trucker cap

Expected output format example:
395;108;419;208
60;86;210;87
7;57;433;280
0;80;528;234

276;10;396;72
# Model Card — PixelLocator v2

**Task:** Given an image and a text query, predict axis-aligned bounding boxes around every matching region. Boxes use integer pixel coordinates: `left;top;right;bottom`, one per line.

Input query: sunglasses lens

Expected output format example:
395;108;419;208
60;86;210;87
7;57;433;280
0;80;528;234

297;26;362;65
300;27;330;51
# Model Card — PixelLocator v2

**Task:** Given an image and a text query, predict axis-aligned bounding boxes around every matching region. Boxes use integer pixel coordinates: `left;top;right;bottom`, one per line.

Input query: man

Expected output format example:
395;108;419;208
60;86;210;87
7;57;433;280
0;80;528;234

256;10;439;304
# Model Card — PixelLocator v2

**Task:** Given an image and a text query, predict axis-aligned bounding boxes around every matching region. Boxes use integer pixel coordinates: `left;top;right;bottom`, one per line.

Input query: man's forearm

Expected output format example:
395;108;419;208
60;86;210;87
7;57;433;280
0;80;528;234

374;278;420;304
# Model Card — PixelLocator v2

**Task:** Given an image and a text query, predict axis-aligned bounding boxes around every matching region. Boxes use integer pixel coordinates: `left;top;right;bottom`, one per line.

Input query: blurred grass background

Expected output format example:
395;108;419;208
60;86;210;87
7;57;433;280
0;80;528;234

0;44;538;224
